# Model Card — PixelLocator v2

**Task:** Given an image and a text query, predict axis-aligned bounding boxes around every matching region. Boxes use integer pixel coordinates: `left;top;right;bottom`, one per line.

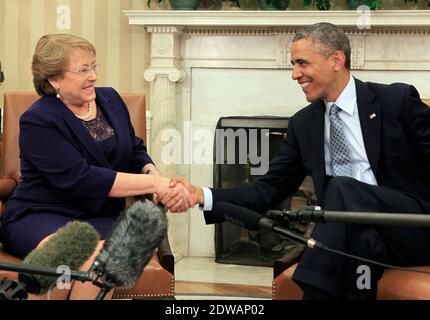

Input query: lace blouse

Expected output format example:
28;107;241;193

80;107;117;163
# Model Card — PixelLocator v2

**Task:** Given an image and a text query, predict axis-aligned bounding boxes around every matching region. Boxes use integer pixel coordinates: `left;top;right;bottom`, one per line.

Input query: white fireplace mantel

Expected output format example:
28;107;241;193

124;10;430;71
124;10;430;259
123;10;430;28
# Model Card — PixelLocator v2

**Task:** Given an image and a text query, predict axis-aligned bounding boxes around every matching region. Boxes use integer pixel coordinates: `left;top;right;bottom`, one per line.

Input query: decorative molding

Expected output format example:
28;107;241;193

153;35;173;55
123;10;430;29
146;27;186;82
185;28;287;36
146;26;183;34
349;34;365;69
181;28;430;36
276;35;293;69
125;10;430;72
144;67;186;83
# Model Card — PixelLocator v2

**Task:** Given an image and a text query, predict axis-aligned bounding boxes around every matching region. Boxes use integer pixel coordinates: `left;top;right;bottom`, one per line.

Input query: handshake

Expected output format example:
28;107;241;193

154;177;204;213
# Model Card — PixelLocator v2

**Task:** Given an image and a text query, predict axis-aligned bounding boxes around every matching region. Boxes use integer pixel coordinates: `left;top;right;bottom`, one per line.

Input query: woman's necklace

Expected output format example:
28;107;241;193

74;101;93;120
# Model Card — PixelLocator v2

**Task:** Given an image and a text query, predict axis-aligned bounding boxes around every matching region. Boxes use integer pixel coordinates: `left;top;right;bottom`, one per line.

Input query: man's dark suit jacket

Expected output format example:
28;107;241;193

2;87;153;226
204;78;430;224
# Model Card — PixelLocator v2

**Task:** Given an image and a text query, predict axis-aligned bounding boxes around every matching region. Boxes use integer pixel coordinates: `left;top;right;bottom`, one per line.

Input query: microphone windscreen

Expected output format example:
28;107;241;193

19;221;100;294
213;202;262;231
94;200;167;288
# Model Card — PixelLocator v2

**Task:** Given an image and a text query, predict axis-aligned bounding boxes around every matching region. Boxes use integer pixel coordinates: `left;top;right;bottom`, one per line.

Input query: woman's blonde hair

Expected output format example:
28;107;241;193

32;34;96;96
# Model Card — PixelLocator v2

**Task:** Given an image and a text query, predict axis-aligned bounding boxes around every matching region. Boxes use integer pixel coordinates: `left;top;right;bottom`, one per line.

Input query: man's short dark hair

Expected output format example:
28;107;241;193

293;22;351;70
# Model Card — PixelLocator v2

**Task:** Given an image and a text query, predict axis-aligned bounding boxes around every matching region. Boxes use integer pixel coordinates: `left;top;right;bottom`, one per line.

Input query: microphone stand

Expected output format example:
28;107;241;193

93;279;114;300
261;205;430;252
257;216;327;250
0;259;117;300
0;261;93;299
0;261;92;281
0;279;27;300
89;261;115;300
267;206;430;227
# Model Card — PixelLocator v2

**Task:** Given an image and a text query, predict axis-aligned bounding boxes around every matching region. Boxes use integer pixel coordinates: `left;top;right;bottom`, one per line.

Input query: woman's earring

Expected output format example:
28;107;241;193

56;88;60;99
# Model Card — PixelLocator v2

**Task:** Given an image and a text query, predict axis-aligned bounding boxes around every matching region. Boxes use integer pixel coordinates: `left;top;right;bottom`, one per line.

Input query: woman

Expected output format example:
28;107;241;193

0;34;190;299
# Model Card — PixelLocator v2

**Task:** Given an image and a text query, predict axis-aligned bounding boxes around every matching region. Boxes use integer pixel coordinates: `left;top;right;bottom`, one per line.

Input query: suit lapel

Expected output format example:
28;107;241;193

95;91;126;168
355;78;381;178
309;100;326;196
53;97;111;168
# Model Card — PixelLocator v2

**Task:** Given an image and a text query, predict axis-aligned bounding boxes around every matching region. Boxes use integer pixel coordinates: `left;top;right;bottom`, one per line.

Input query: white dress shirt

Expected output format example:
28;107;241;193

324;75;377;185
201;75;377;211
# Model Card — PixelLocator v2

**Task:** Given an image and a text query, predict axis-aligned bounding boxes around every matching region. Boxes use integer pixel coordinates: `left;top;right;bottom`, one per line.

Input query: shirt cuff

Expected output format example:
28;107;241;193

200;187;213;211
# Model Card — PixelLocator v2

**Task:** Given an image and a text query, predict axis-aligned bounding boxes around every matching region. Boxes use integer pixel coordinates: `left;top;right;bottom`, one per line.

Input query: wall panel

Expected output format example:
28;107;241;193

0;0;148;99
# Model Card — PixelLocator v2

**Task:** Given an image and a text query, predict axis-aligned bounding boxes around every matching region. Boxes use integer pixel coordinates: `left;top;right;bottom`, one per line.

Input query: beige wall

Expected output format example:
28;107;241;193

0;0;150;104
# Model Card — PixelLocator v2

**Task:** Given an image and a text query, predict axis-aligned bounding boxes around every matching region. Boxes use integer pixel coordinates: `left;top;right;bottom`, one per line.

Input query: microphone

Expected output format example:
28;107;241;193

90;200;167;299
213;202;430;279
267;206;430;227
18;221;100;295
213;202;326;250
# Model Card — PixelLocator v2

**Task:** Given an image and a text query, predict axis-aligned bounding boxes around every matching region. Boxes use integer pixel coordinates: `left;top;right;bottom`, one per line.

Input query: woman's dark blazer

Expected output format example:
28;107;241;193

2;87;153;225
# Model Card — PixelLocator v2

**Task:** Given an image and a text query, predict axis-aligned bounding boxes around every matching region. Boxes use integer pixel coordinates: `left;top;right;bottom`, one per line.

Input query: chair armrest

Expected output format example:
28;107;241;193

0;176;18;200
157;235;174;275
273;244;304;278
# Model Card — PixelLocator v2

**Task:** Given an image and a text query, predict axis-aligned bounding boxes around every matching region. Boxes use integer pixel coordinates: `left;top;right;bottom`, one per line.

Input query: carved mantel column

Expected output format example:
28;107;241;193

144;26;185;178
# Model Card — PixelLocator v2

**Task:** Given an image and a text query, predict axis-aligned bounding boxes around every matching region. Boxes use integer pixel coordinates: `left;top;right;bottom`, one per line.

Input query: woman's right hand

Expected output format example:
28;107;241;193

153;176;192;213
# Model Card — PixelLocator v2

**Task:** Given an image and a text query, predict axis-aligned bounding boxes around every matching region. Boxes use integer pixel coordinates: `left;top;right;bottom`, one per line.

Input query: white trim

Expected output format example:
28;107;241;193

123;10;430;28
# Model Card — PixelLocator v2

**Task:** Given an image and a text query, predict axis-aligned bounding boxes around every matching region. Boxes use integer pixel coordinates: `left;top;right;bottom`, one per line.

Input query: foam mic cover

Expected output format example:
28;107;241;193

213;202;262;231
19;221;100;294
93;200;167;288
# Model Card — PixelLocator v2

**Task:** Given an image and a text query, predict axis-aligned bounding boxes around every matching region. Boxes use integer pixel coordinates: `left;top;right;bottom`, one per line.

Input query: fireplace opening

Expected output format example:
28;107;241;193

213;116;316;267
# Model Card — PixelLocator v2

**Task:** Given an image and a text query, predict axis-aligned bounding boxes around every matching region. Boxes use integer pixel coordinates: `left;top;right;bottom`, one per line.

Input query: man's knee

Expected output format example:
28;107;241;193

323;177;368;210
326;176;358;193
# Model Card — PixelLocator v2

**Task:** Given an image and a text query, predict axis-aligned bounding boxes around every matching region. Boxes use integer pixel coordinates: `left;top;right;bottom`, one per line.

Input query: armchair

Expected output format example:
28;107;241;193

272;99;430;300
0;92;174;299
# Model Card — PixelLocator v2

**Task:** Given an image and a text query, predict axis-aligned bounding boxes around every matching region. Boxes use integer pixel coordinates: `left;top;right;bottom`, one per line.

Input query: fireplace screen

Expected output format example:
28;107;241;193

213;116;314;267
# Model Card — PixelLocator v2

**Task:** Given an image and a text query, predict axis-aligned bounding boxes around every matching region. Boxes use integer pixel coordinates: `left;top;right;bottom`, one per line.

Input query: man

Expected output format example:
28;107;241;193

161;22;430;300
